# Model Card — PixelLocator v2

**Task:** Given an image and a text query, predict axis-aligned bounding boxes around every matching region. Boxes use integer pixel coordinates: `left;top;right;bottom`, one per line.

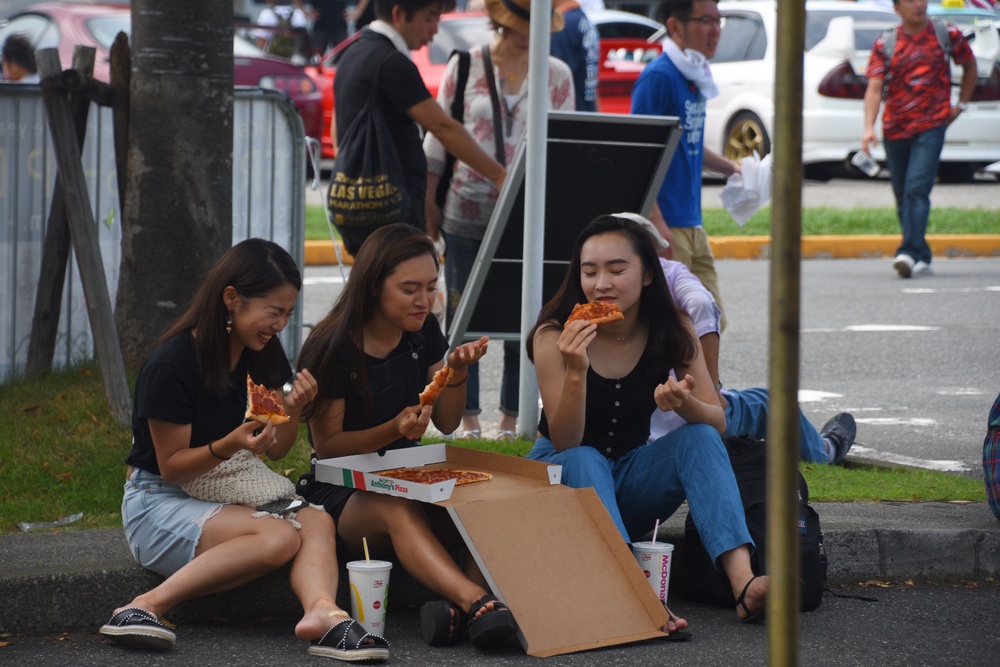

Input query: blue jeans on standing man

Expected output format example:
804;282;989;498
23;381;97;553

883;123;946;265
443;231;519;417
526;424;753;565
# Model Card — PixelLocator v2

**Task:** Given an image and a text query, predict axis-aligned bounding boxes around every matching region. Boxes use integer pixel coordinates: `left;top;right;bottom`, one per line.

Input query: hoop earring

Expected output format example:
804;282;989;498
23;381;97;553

226;312;233;334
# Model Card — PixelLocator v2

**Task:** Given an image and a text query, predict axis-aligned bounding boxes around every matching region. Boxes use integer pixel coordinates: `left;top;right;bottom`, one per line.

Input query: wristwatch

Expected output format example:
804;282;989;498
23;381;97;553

956;101;969;112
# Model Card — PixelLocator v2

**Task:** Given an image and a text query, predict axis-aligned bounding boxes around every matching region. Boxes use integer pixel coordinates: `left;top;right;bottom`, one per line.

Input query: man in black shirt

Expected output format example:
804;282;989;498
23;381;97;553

333;0;505;245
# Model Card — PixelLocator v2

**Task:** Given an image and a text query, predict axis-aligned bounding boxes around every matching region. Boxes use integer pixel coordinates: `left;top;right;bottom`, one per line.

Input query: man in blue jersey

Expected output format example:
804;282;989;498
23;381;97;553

631;0;739;330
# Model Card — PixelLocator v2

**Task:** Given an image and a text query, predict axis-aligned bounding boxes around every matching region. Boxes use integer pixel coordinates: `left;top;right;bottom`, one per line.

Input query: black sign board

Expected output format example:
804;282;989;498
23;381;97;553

448;111;680;345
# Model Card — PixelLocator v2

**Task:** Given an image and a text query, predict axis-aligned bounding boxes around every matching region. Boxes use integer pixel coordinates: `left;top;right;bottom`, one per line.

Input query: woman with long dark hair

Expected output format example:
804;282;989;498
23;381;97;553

296;224;517;648
100;239;389;661
526;215;768;626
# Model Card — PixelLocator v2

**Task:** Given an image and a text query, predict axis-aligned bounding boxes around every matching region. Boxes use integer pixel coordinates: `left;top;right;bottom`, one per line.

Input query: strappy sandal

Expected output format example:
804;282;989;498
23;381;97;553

420;599;465;646
459;429;482;440
467;593;516;648
655;601;693;641
736;575;766;624
307;618;390;662
496;429;517;442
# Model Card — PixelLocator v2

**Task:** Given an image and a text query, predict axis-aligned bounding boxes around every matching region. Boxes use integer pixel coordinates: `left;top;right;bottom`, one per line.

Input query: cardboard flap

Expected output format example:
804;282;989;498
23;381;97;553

449;486;668;657
320;443;448;473
444;445;561;483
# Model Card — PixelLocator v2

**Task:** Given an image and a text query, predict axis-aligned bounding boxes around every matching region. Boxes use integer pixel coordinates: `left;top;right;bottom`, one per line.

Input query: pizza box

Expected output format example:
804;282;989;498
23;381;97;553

313;443;562;503
315;445;670;657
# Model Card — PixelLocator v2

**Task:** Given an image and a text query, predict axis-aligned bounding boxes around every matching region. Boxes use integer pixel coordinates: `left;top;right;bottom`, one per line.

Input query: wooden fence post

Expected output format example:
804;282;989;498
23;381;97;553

35;49;132;426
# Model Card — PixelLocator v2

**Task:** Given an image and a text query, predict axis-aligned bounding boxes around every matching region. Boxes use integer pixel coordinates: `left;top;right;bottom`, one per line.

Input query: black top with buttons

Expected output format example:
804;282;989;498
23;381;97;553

537;355;660;460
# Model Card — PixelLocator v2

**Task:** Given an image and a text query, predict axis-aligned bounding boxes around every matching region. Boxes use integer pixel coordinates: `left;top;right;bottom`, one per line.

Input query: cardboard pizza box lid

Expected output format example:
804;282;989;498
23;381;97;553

449;486;669;657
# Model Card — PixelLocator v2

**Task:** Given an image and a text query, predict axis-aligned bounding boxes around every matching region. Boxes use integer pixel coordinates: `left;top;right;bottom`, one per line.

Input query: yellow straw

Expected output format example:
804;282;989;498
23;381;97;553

363;536;370;563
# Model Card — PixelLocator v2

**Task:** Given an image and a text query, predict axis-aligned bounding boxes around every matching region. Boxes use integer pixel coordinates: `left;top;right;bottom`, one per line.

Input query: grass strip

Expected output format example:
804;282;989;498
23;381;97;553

0;363;984;534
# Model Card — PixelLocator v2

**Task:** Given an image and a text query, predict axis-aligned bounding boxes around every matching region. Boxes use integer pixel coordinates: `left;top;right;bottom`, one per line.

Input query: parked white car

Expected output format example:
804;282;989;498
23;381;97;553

706;1;1000;181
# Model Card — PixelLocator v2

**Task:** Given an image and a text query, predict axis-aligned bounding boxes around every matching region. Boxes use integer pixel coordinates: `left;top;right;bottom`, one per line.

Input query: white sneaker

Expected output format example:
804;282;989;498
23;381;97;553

892;254;915;278
912;260;932;275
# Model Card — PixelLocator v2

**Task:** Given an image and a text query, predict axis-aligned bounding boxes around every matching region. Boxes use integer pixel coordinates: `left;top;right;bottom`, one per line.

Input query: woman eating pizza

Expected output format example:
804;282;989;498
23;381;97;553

295;223;518;649
525;215;768;628
100;239;389;661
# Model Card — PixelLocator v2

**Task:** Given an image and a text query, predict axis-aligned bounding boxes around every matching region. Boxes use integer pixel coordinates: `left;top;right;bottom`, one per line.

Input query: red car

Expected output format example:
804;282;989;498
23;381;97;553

307;10;663;159
0;2;323;141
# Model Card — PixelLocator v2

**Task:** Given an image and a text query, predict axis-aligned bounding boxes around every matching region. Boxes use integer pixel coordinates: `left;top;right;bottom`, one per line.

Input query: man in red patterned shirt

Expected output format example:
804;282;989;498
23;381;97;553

861;0;976;279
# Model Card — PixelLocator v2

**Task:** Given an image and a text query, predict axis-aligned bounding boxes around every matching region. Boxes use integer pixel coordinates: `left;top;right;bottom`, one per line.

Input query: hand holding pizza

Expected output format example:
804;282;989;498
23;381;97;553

283;368;318;411
395;404;432;441
557;318;598;374
654;373;695;412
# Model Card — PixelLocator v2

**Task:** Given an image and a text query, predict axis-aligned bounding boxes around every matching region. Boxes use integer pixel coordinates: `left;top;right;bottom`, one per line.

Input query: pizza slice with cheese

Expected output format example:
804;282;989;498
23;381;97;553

419;366;454;407
245;374;291;425
565;302;625;326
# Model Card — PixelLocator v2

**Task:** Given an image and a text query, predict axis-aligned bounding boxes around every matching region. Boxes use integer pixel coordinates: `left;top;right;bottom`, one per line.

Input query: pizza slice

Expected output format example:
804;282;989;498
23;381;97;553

419;366;454;407
376;467;493;486
565;301;625;326
245;374;291;425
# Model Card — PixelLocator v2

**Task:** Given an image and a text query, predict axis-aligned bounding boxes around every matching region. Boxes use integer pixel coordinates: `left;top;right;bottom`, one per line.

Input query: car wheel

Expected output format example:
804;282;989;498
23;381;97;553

724;112;770;163
937;162;977;184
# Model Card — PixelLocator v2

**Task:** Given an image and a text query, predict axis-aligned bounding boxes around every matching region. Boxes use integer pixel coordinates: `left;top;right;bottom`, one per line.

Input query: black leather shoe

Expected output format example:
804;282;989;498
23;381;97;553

821;413;856;465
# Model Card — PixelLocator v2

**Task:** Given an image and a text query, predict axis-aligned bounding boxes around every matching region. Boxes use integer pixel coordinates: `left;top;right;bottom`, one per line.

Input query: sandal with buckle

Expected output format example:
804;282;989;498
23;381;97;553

307;618;390;662
420;599;465;646
467;593;516;648
459;429;482;440
496;429;517;442
735;575;766;624
655;601;692;641
99;607;176;651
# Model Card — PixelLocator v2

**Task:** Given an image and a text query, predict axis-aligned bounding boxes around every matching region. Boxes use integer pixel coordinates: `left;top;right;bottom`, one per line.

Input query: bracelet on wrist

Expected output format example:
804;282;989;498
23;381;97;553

208;440;229;461
447;374;470;388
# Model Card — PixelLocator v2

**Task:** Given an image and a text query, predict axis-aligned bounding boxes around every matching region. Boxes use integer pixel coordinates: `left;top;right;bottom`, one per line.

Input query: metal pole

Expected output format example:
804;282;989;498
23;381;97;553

768;0;805;664
517;0;553;438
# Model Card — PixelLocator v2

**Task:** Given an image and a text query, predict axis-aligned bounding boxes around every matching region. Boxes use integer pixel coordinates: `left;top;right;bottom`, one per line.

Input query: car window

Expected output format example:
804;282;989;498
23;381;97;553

714;14;766;63
594;21;660;40
86;16;131;50
805;10;899;52
0;14;59;50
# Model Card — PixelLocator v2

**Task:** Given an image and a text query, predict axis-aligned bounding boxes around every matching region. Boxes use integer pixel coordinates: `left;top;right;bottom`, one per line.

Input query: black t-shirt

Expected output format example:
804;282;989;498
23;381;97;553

126;334;292;476
315;314;448;452
311;0;347;31
333;29;431;227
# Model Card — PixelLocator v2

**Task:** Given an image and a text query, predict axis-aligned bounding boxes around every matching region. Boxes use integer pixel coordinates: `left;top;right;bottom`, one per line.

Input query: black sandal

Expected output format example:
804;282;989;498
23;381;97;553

736;575;766;624
307;618;390;662
467;593;516;648
420;599;465;646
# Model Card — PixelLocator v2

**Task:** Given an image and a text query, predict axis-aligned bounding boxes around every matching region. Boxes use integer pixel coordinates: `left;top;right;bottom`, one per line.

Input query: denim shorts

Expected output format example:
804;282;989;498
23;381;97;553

121;468;224;577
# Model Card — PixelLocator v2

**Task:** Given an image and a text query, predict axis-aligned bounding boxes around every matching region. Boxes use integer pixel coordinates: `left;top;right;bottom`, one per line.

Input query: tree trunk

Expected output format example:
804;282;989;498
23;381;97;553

116;1;234;369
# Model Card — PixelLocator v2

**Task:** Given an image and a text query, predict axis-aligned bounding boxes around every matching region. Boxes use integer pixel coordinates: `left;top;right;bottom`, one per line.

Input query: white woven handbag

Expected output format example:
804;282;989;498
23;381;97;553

181;449;297;508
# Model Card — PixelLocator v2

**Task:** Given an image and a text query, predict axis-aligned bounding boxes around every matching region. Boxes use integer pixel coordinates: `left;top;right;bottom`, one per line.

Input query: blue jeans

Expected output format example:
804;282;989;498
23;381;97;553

443;231;519;415
883;124;946;265
723;387;828;463
526;424;752;565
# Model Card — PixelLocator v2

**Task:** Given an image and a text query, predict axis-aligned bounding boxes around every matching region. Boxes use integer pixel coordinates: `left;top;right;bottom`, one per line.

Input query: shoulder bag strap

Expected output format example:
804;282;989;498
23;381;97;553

481;45;507;166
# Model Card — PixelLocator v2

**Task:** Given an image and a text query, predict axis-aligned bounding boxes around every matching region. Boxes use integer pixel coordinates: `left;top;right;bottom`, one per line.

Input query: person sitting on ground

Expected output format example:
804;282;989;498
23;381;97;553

294;224;518;649
2;34;40;83
100;239;389;661
525;214;768;626
620;214;857;464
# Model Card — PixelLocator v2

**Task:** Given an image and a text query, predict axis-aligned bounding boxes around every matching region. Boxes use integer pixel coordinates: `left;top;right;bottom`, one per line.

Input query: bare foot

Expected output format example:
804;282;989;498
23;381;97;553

735;574;768;621
660;605;689;634
113;596;165;621
295;603;349;641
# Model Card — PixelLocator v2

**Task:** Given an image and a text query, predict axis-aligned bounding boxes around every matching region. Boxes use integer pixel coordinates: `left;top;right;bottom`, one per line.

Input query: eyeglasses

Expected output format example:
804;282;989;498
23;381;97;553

684;15;723;27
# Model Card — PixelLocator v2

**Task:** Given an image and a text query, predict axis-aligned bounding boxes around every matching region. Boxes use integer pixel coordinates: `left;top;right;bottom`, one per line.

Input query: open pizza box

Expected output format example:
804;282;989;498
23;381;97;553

314;444;669;657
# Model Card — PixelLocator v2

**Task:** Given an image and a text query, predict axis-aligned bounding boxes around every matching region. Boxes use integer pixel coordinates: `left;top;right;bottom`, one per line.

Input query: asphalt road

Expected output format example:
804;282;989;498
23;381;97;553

5;581;999;666
300;256;1000;477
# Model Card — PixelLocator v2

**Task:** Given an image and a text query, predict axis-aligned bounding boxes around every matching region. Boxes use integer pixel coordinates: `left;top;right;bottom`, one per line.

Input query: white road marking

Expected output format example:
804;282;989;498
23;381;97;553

902;286;1000;294
849;445;971;473
844;324;940;332
304;276;346;285
855;417;936;426
936;388;988;396
797;390;842;402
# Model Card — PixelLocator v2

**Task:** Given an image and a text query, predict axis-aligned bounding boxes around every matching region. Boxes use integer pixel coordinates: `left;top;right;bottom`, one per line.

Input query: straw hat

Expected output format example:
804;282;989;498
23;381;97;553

485;0;565;34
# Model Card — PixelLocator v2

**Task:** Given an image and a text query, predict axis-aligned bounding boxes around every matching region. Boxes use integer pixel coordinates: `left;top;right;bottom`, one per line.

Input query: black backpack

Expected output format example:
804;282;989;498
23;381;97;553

673;435;827;612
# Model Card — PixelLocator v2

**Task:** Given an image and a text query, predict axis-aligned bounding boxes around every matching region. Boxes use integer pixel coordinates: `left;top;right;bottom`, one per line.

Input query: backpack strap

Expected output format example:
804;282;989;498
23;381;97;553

434;50;471;208
882;19;955;98
481;45;507;166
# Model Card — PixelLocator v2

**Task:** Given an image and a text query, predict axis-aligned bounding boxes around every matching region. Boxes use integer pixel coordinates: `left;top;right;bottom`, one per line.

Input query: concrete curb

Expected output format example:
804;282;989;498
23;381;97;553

2;502;997;635
303;235;1000;266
